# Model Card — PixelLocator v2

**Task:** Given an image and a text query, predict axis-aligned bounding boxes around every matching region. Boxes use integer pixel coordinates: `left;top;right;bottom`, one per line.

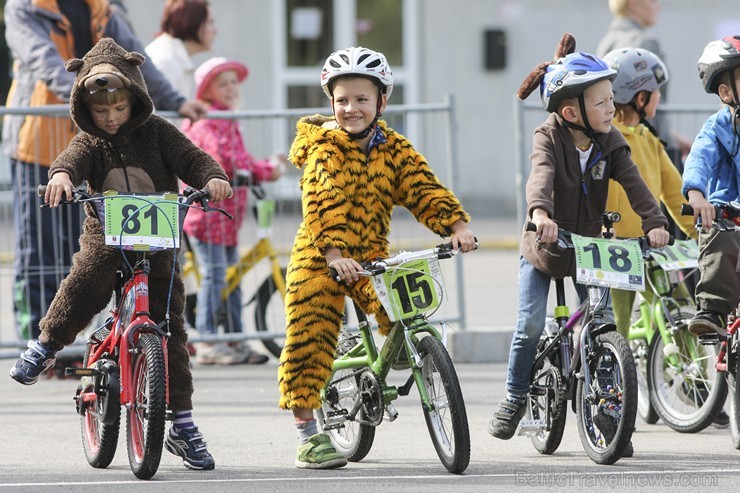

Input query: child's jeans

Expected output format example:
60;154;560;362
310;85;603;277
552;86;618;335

505;256;613;398
191;238;241;335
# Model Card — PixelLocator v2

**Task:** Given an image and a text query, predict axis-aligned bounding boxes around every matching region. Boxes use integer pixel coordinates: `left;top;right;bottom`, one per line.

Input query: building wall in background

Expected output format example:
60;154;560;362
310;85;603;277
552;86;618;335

125;0;735;216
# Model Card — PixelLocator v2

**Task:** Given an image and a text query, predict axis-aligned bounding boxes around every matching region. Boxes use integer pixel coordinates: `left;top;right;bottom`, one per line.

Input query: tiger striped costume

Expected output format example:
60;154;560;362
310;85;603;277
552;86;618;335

278;115;470;410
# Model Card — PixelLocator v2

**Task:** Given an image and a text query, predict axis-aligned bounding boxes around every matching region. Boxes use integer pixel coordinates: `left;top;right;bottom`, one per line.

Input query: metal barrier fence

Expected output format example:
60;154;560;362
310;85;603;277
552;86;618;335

514;99;719;226
0;97;469;357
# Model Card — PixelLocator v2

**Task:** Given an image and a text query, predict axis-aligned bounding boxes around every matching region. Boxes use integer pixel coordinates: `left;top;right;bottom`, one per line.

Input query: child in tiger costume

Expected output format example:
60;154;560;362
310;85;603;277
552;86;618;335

278;46;476;469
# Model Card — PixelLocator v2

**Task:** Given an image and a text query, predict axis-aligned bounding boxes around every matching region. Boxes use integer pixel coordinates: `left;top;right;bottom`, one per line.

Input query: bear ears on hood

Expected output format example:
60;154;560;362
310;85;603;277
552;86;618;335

65;43;145;74
516;32;576;101
65;38;149;97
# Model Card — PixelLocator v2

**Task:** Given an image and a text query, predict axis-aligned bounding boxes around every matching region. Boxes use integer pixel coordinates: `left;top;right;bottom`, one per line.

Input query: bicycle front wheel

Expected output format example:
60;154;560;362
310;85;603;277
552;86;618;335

254;269;287;358
576;331;637;465
631;338;659;425
417;336;470;474
729;356;740;449
316;369;376;462
646;309;727;433
126;333;167;480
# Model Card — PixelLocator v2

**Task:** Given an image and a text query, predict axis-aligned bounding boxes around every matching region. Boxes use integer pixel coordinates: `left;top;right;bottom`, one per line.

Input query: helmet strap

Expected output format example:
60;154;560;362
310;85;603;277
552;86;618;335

628;91;650;120
563;94;601;149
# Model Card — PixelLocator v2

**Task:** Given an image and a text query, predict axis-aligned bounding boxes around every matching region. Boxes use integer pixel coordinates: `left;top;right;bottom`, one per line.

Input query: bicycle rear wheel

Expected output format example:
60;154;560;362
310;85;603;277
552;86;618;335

254;269;287;358
416;336;470;474
126;333;167;480
316;369;376;462
646;308;727;433
576;331;637;465
527;352;566;455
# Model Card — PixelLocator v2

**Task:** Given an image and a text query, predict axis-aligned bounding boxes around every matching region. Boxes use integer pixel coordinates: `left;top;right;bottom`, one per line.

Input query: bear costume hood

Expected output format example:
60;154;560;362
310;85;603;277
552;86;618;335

65;37;153;140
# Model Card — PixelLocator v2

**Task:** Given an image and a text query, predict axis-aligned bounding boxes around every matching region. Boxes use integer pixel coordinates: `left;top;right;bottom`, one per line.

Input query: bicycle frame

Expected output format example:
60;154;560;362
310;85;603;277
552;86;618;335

532;281;608;401
81;258;169;408
330;307;443;412
714;313;740;373
629;263;699;367
222;237;285;298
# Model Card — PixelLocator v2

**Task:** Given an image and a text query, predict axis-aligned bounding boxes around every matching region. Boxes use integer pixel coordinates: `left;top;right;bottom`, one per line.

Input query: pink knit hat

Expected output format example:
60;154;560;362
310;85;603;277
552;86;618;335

194;57;248;100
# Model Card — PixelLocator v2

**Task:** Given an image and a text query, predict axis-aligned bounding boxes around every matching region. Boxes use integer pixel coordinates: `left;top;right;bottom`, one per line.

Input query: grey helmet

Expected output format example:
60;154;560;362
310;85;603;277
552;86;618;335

603;47;669;104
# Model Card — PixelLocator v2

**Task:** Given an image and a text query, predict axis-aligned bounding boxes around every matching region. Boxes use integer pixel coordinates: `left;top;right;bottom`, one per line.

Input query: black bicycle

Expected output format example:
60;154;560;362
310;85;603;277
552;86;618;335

518;213;658;464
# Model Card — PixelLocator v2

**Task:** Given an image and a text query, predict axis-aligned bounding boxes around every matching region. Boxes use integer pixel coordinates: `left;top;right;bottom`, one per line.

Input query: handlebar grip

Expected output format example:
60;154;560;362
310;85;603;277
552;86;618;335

681;203;693;216
37;185;47;197
525;222;537;232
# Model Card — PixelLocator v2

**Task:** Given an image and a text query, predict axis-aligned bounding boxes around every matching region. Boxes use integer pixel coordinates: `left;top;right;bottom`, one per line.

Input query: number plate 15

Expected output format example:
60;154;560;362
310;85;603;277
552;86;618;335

572;234;644;291
103;193;181;250
372;258;445;322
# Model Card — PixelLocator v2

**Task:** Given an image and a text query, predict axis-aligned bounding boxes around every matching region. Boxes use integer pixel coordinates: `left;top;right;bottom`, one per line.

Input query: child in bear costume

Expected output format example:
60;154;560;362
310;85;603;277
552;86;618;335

9;37;231;471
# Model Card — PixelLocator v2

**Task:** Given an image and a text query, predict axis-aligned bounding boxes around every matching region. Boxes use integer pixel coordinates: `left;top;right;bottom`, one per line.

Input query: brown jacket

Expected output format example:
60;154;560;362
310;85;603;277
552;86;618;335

521;112;668;279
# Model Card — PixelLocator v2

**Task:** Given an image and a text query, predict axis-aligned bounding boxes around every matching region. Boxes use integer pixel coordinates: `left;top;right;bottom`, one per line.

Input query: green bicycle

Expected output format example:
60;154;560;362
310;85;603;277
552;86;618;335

627;240;727;432
316;242;473;474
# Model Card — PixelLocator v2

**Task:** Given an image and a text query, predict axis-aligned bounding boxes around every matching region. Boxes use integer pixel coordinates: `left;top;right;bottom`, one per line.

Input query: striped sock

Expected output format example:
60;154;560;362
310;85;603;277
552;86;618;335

296;418;318;444
172;410;196;434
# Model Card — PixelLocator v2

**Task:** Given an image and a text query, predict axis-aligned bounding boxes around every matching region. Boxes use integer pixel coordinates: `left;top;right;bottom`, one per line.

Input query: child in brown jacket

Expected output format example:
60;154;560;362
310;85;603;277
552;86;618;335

488;34;669;453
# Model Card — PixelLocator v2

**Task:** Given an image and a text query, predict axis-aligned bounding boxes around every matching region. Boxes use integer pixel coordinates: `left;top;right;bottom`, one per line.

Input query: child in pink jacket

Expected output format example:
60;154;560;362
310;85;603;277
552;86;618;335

182;57;285;365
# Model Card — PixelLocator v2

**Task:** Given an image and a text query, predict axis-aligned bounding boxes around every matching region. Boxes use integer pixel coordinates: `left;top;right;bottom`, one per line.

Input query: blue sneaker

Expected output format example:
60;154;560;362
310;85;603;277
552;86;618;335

9;340;57;385
165;427;215;470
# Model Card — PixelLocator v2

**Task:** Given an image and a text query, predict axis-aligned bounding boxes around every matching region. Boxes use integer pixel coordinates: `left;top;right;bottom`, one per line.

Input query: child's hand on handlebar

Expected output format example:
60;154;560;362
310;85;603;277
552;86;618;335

205;178;233;202
327;257;364;285
45;172;74;207
687;189;715;231
531;209;558;244
450;221;476;252
647;228;670;248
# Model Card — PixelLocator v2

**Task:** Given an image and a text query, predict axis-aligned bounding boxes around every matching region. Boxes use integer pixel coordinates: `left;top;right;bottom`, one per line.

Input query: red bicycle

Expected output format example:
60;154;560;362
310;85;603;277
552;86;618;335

683;201;740;447
39;186;227;479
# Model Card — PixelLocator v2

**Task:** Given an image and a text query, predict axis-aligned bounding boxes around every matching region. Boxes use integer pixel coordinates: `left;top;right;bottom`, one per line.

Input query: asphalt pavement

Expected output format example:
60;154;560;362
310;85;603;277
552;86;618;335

1;360;739;492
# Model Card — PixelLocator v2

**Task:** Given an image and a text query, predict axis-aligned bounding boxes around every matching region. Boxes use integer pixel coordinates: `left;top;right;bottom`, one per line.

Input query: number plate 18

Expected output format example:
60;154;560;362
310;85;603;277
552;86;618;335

372;258;445;322
572;234;644;291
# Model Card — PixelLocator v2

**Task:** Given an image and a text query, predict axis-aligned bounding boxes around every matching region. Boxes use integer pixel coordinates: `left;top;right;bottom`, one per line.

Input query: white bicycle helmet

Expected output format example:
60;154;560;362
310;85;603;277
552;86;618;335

603;48;668;105
321;46;394;99
540;52;616;113
698;35;740;94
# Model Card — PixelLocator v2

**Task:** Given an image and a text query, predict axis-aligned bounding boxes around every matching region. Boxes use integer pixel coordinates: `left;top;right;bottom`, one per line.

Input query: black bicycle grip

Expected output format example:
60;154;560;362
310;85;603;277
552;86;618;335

525;222;537;232
681;203;693;216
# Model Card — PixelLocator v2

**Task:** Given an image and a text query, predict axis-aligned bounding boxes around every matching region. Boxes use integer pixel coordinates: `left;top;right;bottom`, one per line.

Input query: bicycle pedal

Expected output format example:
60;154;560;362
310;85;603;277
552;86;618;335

385;403;399;422
698;334;721;345
323;409;349;430
64;367;98;377
517;419;547;436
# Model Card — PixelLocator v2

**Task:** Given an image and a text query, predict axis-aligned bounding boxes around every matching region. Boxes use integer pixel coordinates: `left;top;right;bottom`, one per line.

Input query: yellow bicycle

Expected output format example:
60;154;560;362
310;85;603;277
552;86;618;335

181;182;287;358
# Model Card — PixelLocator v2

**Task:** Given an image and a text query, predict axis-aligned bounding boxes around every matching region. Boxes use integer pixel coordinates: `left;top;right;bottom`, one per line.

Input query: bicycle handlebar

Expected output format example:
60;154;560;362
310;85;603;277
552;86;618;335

681;202;740;231
328;239;478;282
525;221;674;254
37;184;233;219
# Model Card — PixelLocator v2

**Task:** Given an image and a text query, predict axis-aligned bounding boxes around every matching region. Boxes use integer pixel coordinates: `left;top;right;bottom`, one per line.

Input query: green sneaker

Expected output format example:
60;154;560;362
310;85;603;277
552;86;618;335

295;433;348;469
